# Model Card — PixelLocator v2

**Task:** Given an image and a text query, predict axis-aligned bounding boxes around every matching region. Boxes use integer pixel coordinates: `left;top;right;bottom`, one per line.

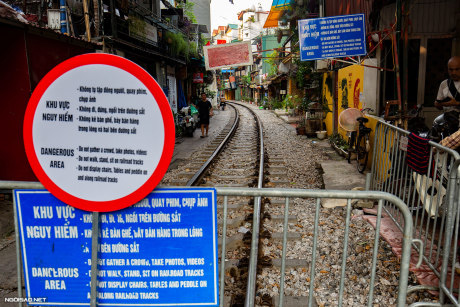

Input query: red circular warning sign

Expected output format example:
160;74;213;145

24;53;175;212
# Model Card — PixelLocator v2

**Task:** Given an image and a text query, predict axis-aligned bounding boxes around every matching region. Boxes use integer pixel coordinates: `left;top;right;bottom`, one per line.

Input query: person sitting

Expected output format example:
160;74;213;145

434;56;460;135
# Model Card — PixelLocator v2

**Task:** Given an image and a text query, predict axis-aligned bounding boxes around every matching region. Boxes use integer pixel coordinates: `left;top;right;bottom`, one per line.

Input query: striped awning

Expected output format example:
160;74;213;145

263;0;293;28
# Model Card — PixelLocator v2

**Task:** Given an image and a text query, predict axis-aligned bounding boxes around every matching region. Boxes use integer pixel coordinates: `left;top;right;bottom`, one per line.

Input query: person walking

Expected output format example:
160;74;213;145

195;93;213;138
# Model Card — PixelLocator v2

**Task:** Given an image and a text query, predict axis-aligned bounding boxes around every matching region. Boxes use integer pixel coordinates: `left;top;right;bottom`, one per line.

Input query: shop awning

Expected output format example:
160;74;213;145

263;0;293;28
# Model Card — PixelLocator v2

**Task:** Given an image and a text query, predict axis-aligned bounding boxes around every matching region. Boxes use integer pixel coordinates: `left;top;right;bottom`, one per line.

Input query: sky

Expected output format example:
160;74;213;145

210;0;273;31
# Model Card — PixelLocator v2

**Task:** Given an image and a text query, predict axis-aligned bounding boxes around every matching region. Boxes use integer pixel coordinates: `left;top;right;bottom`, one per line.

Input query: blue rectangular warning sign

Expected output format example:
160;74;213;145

298;14;366;61
14;187;218;306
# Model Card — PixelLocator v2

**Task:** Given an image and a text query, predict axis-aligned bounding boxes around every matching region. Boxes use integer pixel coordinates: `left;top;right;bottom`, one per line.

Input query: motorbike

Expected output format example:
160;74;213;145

219;96;226;111
429;110;459;142
178;106;199;137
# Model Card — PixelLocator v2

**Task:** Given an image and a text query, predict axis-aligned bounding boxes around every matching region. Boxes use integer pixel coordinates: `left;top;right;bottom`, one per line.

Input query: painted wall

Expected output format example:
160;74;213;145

322;64;380;170
322;72;334;136
363;58;379;113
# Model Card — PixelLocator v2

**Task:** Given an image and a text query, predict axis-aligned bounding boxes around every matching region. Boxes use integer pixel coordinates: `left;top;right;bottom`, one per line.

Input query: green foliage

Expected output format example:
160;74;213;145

293;58;313;88
165;31;188;57
299;96;310;112
128;15;147;40
282;94;300;110
329;133;348;150
187;41;198;58
204;89;216;99
266;50;279;77
177;1;197;23
242;74;251;85
268;98;283;109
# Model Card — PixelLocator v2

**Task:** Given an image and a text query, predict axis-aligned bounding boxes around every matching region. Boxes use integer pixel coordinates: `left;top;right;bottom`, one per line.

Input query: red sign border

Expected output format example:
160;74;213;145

23;53;175;212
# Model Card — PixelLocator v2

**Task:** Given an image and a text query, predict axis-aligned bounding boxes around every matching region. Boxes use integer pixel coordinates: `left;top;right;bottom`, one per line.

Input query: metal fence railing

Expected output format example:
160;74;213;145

369;120;460;306
216;187;415;307
3;181;415;307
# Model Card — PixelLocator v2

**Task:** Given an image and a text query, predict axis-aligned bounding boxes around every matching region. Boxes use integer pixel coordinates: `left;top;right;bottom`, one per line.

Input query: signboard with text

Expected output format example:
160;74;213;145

298;14;366;61
203;41;253;70
23;54;175;212
14;187;218;306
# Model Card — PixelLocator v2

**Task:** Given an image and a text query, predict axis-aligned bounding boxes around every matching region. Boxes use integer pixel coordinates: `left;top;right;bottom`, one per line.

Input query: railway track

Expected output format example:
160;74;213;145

166;102;311;306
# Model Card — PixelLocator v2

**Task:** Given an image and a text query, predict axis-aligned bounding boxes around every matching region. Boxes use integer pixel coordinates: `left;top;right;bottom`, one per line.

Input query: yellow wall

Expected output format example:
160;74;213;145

323;65;380;170
322;72;334;136
338;65;364;110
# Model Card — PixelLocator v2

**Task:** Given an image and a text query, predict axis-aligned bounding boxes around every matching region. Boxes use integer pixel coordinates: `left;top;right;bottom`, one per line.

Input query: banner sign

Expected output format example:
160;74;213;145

192;73;203;83
23;54;175;212
14;187;218;306
203;41;253;70
298;14;366;61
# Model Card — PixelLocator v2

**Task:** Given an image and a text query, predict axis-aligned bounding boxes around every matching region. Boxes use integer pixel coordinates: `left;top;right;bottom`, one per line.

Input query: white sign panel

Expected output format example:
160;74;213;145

24;54;175;212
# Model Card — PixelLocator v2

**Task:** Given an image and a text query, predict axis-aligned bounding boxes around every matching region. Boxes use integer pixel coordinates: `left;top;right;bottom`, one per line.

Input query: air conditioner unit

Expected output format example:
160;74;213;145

47;9;60;30
315;59;329;71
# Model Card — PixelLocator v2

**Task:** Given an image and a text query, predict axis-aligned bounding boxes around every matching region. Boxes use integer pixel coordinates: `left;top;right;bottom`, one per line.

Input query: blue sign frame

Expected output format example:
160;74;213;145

298;14;366;61
14;187;218;306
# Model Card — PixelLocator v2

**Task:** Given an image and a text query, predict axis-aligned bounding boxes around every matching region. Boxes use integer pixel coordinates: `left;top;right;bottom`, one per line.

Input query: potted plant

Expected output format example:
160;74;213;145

296;117;307;135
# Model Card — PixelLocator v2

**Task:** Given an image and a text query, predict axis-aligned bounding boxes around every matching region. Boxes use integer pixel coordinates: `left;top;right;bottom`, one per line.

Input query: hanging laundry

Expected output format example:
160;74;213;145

406;133;430;174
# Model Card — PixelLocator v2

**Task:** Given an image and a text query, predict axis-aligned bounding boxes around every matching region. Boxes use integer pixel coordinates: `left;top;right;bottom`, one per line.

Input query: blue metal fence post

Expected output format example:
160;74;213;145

60;0;67;34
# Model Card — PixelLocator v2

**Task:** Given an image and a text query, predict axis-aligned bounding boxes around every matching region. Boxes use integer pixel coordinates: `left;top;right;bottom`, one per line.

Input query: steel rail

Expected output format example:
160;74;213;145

186;103;239;187
227;102;265;307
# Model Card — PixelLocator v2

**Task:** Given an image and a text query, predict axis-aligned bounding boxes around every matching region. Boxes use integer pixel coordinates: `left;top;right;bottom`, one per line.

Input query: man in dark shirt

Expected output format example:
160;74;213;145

195;93;213;138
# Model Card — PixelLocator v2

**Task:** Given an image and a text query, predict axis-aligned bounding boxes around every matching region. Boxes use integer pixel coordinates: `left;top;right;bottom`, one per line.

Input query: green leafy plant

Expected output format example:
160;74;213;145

329;133;348;150
165;31;188;57
293;58;314;89
242;74;251;85
266;50;279;77
282;94;300;110
177;1;197;23
268;98;283;110
204;89;216;99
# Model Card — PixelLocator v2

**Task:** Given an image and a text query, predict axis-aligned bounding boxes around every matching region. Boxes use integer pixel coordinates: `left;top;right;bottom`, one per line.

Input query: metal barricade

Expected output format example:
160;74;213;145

4;181;415;306
216;187;415;307
369;120;460;306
